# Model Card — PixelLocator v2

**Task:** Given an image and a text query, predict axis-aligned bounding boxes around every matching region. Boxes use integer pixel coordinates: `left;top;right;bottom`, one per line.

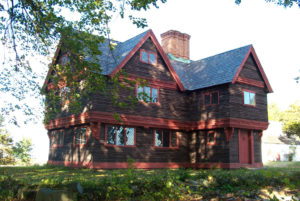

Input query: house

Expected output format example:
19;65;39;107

262;121;300;162
43;29;273;169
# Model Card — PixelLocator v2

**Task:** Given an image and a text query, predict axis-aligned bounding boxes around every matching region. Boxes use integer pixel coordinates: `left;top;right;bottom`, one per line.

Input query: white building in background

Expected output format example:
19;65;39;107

262;121;300;163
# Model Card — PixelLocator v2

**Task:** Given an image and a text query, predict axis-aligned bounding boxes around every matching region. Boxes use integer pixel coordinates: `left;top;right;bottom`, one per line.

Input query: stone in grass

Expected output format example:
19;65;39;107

17;188;36;200
35;188;77;201
67;182;83;195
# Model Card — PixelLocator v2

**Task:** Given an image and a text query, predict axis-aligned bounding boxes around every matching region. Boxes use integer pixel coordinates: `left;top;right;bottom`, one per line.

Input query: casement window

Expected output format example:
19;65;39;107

105;125;135;147
74;127;88;146
61;54;70;65
243;90;256;106
137;85;158;103
207;131;216;146
203;91;219;106
140;49;157;65
154;130;179;148
50;130;64;147
60;86;70;104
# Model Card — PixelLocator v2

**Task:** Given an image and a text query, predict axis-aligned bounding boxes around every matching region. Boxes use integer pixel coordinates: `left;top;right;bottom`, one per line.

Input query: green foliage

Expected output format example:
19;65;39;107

268;103;282;121
12;138;33;165
281;101;300;137
0;115;33;165
0;163;299;200
0;0;166;124
236;0;300;8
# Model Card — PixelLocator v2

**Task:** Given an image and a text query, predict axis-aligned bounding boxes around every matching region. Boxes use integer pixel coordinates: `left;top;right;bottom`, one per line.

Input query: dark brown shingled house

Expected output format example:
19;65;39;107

43;30;273;169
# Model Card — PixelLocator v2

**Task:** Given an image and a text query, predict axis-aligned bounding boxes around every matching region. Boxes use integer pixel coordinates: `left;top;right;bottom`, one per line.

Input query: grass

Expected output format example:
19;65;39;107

0;162;300;200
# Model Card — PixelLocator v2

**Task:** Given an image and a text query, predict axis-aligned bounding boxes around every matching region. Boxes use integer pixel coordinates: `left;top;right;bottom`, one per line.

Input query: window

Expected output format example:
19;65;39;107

207;131;216;145
243;90;256;106
105;125;135;147
140;49;157;65
203;91;219;106
154;130;179;148
61;54;70;65
137;85;158;103
50;130;64;147
60;86;70;105
74;127;88;146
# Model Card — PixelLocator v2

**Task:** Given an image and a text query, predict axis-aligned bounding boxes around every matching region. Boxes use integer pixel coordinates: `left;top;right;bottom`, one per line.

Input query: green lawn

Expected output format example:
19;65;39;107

1;162;299;200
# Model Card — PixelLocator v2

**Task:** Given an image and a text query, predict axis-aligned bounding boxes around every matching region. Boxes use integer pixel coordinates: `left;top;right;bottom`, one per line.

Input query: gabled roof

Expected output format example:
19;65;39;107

170;45;273;92
43;29;185;91
43;30;272;93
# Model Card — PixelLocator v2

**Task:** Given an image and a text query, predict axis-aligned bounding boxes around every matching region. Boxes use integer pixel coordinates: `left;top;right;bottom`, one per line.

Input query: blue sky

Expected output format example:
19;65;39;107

3;0;300;164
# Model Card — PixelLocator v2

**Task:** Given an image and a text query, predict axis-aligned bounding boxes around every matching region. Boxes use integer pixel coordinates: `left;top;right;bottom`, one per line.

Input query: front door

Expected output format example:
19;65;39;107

239;129;251;164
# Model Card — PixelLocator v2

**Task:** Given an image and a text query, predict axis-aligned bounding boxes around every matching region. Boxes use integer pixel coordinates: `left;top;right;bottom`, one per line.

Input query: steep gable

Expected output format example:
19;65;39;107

122;38;176;82
171;45;273;93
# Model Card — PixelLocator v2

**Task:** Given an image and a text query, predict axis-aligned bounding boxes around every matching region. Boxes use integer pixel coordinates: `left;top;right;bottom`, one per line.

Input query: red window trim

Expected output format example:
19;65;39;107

243;89;256;107
136;84;160;105
207;131;216;146
104;125;136;147
153;129;179;149
73;126;90;148
140;49;157;65
203;91;219;106
50;129;65;148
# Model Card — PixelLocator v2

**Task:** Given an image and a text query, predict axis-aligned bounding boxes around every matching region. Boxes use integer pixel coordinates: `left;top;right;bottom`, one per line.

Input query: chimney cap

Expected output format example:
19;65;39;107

161;30;190;39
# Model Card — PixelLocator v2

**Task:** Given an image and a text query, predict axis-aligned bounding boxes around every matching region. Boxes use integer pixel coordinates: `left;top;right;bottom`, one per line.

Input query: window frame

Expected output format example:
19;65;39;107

61;54;70;65
140;49;157;65
207;131;216;146
73;126;90;148
153;129;179;149
243;89;256;107
203;91;219;106
60;86;71;105
104;125;136;147
136;85;159;104
50;129;64;148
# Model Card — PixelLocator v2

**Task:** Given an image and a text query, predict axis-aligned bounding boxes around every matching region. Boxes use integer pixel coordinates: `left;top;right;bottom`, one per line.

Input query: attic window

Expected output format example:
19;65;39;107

243;90;256;106
140;49;157;65
61;54;70;65
60;86;70;105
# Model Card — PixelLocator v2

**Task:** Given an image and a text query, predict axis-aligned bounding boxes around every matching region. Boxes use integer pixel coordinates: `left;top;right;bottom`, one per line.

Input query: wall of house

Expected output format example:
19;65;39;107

48;124;191;164
239;55;264;82
228;83;268;122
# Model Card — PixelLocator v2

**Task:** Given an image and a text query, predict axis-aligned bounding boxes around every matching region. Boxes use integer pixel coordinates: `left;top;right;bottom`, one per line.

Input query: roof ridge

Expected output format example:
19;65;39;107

195;44;252;63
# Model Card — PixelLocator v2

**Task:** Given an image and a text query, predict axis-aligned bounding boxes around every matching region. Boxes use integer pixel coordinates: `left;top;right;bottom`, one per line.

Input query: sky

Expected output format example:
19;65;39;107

3;0;300;164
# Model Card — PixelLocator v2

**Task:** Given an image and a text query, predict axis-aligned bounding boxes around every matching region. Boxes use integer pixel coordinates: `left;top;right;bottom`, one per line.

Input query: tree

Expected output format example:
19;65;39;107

0;116;15;164
280;101;300;137
268;103;282;121
235;0;300;8
0;115;33;165
12;138;33;165
0;0;166;124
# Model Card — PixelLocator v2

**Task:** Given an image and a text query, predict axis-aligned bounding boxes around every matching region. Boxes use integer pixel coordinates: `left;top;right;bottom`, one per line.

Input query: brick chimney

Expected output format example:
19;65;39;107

161;30;190;60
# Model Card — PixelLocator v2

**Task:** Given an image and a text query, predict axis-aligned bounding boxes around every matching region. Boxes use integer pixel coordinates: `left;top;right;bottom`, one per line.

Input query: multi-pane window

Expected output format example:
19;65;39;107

106;125;135;146
154;130;178;148
50;130;64;147
137;86;158;103
60;86;70;104
244;90;256;106
203;91;219;106
74;127;88;145
207;131;216;145
61;55;70;65
140;49;156;65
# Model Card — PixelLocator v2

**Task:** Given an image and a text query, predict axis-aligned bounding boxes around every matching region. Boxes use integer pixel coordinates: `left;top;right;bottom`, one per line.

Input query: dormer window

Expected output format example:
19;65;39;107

140;49;157;65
